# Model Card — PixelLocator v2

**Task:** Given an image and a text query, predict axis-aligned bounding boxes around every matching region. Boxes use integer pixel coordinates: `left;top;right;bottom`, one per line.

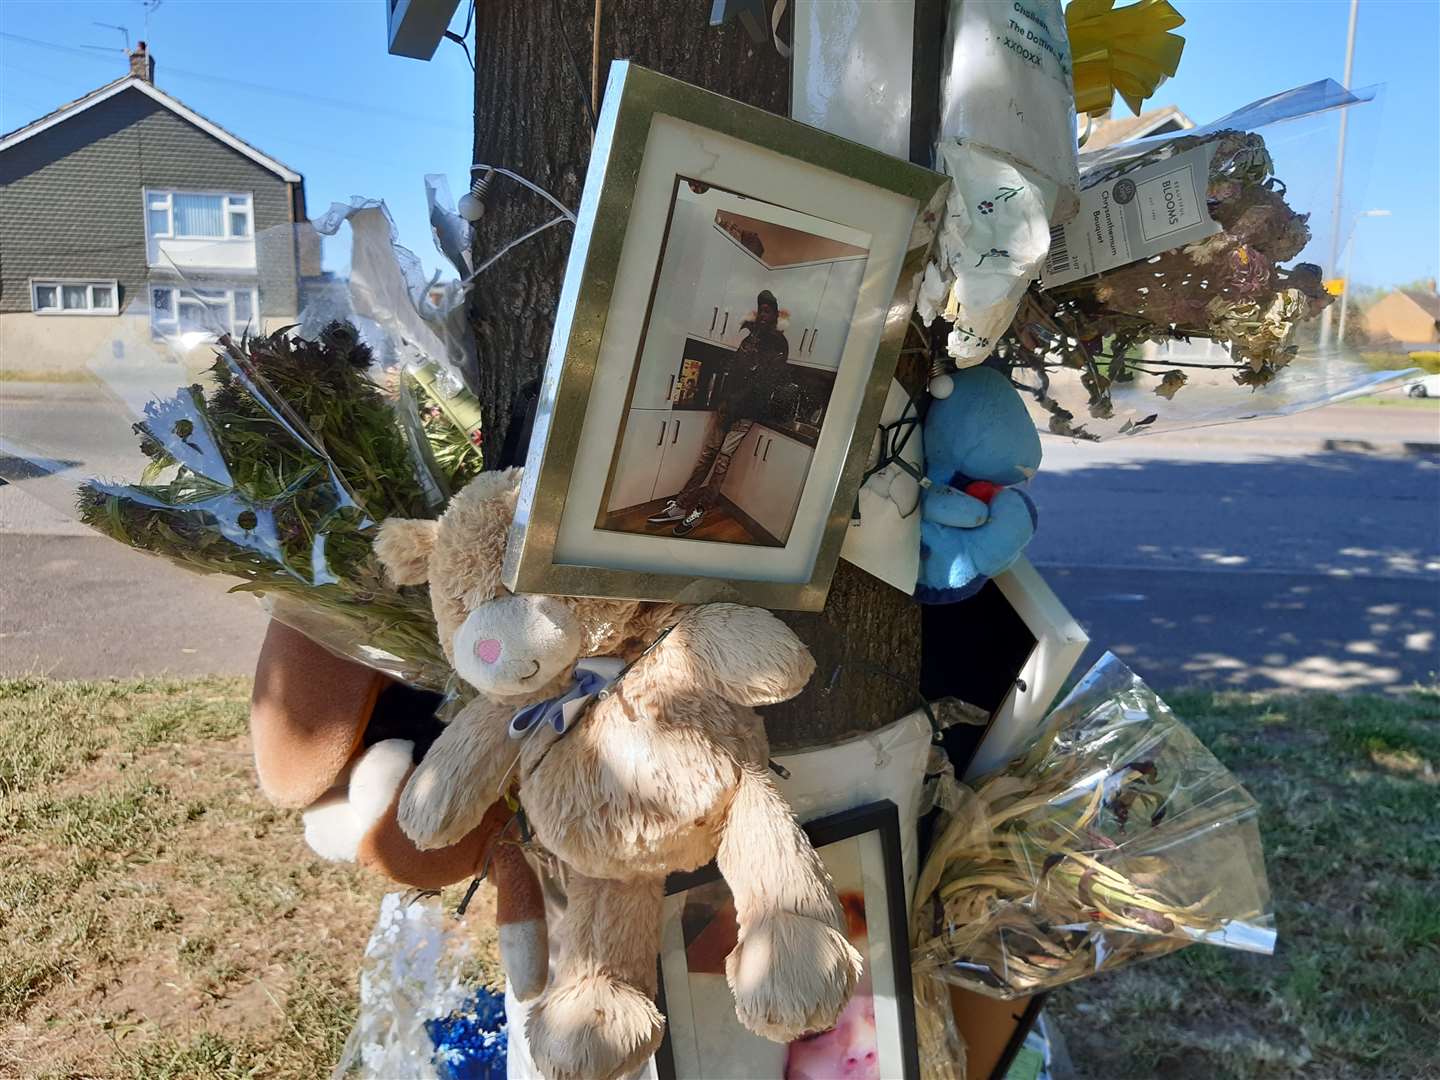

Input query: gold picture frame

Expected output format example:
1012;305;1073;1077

503;62;948;611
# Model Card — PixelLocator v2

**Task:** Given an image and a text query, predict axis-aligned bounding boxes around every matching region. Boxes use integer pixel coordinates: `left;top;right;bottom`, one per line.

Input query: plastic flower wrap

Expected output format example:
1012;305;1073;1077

911;653;1274;1008
1003;79;1410;439
0;189;485;689
71;323;470;689
333;893;507;1079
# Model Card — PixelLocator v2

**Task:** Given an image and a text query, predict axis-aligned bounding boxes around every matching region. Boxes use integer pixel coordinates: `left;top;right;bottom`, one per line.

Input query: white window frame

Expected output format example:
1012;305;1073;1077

149;282;260;339
30;278;120;316
142;189;254;242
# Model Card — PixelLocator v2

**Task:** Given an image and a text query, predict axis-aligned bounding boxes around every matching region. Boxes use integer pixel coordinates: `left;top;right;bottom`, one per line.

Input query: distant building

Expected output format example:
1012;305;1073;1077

1081;104;1194;152
0;43;308;370
1362;287;1440;346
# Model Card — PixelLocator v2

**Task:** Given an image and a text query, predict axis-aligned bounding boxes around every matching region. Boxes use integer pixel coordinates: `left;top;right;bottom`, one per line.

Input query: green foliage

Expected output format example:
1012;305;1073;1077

1361;350;1440;375
73;324;453;689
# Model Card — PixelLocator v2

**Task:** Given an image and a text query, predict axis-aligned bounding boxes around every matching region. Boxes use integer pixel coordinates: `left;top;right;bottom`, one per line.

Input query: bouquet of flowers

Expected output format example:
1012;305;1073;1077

76;322;481;690
912;653;1274;1002
980;79;1401;439
1007;127;1334;437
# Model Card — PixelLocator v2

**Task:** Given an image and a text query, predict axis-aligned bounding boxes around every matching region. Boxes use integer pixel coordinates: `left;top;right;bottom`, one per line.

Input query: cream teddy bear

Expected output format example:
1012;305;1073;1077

375;468;861;1080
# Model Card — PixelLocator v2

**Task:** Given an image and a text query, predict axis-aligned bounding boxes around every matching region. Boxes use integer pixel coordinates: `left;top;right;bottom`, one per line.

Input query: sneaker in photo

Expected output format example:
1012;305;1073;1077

646;499;685;525
672;508;705;536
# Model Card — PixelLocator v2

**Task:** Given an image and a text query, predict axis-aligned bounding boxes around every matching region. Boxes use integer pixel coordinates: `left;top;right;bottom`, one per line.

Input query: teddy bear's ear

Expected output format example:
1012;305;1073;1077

374;518;441;585
463;466;523;504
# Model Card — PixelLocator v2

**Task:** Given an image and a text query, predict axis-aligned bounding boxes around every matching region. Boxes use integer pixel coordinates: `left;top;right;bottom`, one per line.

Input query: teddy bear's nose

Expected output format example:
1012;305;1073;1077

474;638;502;664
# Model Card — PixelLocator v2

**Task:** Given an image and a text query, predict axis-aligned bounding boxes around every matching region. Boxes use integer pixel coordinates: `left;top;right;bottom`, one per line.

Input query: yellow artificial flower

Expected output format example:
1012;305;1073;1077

1068;0;1186;116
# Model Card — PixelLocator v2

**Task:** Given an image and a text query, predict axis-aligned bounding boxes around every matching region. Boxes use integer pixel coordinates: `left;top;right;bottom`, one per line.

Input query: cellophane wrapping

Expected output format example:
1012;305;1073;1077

911;653;1274;1022
333;892;506;1079
0;189;484;690
1008;79;1413;439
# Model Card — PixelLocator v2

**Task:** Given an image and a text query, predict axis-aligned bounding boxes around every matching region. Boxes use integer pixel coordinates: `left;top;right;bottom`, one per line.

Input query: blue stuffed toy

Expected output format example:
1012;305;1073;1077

916;366;1041;603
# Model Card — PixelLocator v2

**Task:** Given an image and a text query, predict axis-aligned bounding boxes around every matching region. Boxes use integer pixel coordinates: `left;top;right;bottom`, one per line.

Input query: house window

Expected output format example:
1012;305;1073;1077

144;190;253;240
31;279;120;315
149;283;259;339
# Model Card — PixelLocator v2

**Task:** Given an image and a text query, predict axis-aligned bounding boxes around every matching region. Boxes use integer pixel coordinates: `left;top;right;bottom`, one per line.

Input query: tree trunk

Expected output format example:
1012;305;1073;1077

469;0;920;749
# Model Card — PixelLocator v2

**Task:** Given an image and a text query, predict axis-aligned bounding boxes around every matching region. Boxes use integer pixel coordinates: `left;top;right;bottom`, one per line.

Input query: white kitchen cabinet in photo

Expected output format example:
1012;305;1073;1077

772;263;830;360
607;408;670;512
719;425;765;518
633;203;704;407
690;220;737;344
746;430;814;543
721;426;814;544
720;246;769;347
651;411;714;502
797;257;865;370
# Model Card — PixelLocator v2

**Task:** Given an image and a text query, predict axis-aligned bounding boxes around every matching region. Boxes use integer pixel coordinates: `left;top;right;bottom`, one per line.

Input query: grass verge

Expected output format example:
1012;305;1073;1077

0;368;98;384
0;677;494;1079
1049;688;1439;1080
1;679;1434;1077
1347;392;1439;409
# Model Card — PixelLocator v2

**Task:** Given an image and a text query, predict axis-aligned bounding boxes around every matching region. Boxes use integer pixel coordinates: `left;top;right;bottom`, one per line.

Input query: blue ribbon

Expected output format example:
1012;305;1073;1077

507;664;613;739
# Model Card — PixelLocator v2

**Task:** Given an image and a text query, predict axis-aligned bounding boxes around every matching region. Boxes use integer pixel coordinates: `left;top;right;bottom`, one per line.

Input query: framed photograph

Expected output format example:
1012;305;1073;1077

504;62;948;611
788;0;946;164
920;555;1089;778
655;801;919;1080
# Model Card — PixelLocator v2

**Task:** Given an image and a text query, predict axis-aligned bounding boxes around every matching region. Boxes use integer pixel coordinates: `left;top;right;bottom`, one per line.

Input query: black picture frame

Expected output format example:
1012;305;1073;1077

655;800;919;1080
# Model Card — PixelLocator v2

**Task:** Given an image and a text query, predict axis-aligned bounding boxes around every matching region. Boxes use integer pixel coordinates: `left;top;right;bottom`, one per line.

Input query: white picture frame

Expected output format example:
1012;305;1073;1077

964;555;1089;778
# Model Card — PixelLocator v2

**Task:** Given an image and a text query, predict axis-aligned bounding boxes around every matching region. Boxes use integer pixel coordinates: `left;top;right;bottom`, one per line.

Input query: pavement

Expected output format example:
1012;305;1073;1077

1;380;271;678
1;380;1437;691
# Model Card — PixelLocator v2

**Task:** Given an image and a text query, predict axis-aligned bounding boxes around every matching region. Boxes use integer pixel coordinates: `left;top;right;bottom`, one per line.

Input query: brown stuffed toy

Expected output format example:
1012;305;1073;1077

248;619;547;999
374;468;861;1080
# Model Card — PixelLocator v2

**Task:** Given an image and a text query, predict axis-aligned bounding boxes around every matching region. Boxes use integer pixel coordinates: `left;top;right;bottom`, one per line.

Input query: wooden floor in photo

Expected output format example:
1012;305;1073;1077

601;495;782;547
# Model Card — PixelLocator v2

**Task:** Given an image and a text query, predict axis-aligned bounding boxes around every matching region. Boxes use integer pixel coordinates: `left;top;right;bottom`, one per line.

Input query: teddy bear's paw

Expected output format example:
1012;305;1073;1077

726;912;863;1042
527;974;664;1080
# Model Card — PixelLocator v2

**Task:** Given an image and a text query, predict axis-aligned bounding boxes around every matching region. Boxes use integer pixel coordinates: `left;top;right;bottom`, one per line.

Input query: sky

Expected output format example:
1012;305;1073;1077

1;0;1436;289
0;0;476;280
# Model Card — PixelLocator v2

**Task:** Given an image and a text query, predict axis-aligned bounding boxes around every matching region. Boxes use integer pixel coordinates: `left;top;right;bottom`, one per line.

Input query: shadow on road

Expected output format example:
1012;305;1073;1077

1029;448;1440;694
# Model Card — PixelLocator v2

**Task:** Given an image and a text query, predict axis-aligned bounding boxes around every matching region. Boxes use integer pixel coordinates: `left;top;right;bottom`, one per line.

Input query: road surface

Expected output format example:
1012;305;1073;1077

2;381;1437;691
1027;401;1439;693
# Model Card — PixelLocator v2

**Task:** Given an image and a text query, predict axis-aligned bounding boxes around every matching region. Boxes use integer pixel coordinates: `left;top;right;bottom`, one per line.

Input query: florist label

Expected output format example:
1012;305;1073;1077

1041;143;1221;287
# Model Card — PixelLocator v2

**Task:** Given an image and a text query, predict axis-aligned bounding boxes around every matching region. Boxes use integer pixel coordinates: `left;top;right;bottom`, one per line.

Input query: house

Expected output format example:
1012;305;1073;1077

1081;103;1194;152
1362;287;1440;346
0;43;307;372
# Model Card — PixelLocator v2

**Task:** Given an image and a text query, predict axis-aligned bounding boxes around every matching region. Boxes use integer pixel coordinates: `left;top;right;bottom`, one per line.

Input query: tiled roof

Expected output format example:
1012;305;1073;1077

1081;105;1194;151
1400;289;1440;320
0;76;301;183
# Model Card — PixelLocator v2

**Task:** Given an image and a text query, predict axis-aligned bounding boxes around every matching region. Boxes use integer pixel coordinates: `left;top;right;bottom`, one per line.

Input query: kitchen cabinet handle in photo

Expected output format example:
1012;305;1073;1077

808;330;818;355
666;374;675;401
656;421;667;447
721;311;729;336
672;419;681;445
710;306;718;332
799;329;810;353
763;437;771;462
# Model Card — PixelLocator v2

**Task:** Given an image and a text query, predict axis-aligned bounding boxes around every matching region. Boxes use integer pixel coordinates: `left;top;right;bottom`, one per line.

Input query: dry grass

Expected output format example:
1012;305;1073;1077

0;677;494;1079
3;678;1435;1079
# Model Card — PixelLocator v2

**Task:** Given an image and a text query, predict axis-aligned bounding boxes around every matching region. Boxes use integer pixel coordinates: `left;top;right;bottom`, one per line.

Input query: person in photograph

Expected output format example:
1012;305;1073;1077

784;892;877;1080
647;288;790;536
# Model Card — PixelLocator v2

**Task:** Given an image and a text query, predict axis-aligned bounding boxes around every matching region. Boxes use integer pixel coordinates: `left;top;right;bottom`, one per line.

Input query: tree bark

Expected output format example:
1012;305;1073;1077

470;0;920;749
